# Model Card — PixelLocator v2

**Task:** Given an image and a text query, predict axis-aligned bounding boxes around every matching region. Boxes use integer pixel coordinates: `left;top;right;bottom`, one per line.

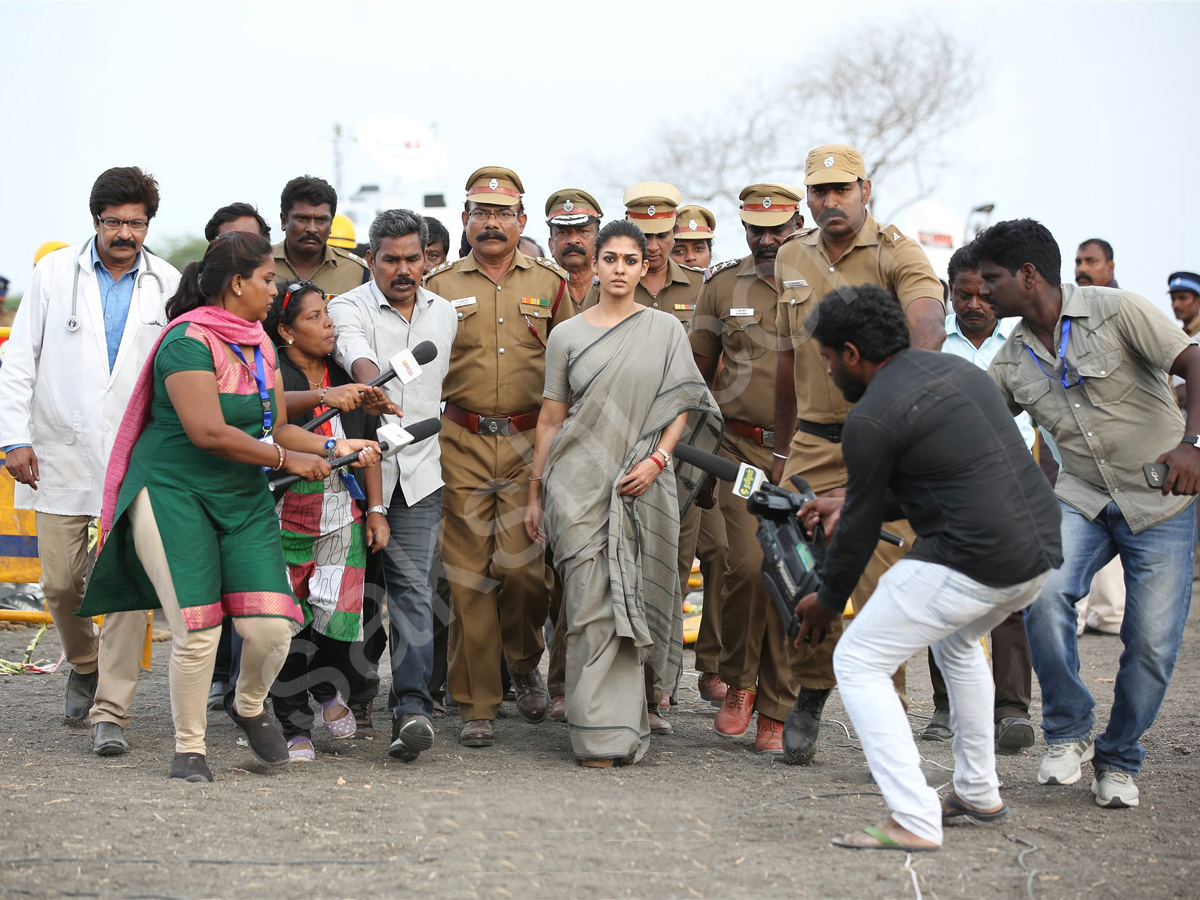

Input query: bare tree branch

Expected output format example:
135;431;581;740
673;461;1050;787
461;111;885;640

593;22;984;209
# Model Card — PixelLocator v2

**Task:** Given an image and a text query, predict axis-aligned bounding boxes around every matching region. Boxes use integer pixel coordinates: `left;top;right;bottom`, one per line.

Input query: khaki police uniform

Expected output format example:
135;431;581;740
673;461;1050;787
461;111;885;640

689;182;806;720
546;188;603;315
272;241;369;297
774;146;943;695
426;167;573;723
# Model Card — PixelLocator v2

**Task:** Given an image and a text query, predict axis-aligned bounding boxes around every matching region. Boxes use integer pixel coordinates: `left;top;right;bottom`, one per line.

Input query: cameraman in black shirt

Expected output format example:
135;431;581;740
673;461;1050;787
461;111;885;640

793;286;1062;853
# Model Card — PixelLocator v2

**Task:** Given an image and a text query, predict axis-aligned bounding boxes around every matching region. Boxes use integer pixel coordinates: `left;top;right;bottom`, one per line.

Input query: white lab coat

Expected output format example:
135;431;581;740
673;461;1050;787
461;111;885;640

0;239;181;515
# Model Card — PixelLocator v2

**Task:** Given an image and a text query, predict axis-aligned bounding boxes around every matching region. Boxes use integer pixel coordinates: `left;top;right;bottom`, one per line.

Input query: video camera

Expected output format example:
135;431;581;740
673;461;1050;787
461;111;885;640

673;442;902;641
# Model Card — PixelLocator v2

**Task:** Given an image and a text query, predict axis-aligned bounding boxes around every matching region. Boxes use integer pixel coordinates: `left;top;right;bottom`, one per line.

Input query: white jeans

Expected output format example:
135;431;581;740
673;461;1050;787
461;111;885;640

833;559;1050;845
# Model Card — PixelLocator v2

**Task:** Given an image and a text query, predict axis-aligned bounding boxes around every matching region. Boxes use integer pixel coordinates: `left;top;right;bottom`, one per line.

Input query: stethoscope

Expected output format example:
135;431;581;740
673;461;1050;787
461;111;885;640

66;237;166;332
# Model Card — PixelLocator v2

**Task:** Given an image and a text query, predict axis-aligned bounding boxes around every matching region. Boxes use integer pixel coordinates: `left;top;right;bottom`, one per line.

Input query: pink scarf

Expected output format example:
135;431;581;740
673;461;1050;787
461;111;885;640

101;306;267;533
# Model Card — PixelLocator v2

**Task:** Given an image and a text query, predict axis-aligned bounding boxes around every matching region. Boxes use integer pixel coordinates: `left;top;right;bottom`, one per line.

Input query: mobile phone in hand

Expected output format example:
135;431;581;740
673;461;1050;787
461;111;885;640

1144;462;1169;489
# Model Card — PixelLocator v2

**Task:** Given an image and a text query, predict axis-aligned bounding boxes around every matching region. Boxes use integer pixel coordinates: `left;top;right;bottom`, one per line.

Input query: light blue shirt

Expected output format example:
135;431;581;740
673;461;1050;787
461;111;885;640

942;313;1038;451
92;241;139;372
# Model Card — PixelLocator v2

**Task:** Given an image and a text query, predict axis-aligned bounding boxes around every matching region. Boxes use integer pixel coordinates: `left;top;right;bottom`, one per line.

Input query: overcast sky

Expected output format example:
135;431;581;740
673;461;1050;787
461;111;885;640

2;1;1196;319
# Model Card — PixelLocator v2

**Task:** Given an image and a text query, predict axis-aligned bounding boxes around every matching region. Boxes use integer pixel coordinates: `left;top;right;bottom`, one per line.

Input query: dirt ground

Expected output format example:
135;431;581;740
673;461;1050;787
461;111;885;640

1;593;1198;900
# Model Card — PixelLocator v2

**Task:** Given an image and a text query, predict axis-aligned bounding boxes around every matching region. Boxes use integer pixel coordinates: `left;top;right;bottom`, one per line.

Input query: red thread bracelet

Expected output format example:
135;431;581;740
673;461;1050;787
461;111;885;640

649;455;665;472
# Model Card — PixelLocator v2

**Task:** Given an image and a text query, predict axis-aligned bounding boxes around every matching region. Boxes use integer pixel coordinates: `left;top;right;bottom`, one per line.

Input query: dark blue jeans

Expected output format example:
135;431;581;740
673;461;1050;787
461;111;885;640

1025;499;1197;774
383;488;442;721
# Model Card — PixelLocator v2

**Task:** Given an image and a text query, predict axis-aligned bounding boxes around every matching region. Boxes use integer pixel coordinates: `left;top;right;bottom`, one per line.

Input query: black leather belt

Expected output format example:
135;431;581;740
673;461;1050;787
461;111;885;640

798;419;844;444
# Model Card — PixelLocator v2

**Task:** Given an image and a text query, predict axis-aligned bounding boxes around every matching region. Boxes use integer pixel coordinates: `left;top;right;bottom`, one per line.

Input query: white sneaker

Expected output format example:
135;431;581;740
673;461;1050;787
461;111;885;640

1037;736;1095;785
1092;769;1139;808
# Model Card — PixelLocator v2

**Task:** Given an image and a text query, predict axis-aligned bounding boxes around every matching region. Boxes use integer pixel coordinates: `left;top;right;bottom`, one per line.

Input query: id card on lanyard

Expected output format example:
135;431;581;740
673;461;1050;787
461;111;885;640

228;343;274;436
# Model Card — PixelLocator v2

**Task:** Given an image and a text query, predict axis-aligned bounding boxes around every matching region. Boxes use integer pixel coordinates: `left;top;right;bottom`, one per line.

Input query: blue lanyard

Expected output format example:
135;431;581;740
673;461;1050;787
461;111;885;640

1024;318;1081;388
228;343;273;436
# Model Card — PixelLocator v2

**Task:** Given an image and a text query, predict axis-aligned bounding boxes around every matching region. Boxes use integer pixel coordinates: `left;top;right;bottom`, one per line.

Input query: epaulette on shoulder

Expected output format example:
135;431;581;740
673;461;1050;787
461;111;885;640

878;224;909;245
334;246;368;267
783;227;818;244
536;256;567;278
703;258;741;283
425;259;457;278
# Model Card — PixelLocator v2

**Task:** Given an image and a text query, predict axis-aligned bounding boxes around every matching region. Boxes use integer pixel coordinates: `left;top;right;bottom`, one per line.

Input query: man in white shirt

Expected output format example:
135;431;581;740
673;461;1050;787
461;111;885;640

921;247;1037;751
0;167;180;754
329;209;457;763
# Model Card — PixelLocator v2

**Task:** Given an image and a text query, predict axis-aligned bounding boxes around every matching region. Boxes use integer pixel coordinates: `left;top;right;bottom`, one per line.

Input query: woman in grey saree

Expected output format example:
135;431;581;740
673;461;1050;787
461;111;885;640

525;221;722;766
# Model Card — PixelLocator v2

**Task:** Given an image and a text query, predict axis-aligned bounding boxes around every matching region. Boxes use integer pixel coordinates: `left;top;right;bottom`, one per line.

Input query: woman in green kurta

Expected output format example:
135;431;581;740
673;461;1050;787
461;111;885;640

82;232;380;783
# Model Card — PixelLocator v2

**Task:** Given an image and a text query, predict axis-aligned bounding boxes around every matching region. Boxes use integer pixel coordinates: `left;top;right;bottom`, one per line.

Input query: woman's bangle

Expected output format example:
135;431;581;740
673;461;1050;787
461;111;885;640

319;387;329;404
529;475;543;482
772;451;789;461
273;444;286;470
648;454;665;472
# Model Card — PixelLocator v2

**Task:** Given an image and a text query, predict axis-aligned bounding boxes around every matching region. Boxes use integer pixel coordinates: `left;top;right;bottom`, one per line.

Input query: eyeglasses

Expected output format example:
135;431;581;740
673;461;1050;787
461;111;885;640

280;280;320;312
467;208;519;223
98;217;149;232
288;213;332;227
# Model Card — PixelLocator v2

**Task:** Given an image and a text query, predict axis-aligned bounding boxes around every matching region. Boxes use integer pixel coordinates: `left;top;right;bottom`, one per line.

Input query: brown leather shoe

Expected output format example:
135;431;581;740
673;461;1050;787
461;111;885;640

715;687;757;737
459;719;495;747
755;714;784;754
549;694;566;722
697;673;729;706
648;706;673;735
511;669;549;723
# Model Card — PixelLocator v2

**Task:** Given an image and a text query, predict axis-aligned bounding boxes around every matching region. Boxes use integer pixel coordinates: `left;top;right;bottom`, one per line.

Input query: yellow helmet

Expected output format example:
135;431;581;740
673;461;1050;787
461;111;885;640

33;240;69;267
328;214;356;250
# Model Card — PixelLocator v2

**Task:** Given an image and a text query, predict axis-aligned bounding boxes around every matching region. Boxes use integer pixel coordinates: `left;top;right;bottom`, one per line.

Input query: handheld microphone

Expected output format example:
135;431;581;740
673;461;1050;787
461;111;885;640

303;341;438;432
269;418;442;491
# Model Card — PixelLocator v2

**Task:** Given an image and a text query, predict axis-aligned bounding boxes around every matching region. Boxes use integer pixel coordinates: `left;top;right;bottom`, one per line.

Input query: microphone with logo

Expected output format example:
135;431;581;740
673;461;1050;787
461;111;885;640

269;419;441;492
303;340;438;432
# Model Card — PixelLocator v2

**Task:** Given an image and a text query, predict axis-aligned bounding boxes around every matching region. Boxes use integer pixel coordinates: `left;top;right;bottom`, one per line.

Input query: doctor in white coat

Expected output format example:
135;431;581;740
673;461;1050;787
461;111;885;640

0;167;181;755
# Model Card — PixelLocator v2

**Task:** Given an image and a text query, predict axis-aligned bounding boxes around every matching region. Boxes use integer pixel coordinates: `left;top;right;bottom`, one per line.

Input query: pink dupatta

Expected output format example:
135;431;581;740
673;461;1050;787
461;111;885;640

101;306;268;533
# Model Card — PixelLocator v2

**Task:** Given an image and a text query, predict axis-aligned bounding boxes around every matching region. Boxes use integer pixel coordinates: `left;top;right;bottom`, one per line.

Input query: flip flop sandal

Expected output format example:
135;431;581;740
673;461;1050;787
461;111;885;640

831;825;939;852
287;736;316;763
942;793;1008;823
319;693;357;740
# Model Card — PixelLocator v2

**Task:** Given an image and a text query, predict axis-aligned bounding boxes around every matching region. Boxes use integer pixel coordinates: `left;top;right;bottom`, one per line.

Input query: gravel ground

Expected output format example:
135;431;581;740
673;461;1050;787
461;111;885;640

1;593;1198;900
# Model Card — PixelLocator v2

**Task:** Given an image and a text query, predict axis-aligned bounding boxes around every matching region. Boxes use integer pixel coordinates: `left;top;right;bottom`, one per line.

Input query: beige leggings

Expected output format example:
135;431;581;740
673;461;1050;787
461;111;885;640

129;489;293;754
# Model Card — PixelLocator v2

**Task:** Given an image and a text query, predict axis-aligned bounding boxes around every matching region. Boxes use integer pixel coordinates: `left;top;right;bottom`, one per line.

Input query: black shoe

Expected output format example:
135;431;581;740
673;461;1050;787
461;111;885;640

921;708;953;742
91;721;129;756
389;714;435;762
64;668;98;721
511;669;549;723
169;752;213;782
996;716;1036;751
207;681;232;712
229;703;289;766
349;699;374;740
781;687;831;766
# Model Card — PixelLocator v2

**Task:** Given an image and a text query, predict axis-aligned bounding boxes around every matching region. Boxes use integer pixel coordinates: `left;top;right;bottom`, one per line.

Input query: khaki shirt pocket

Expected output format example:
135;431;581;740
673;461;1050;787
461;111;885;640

722;310;767;360
1012;377;1063;430
1079;349;1133;406
776;285;815;348
451;300;481;350
517;301;550;349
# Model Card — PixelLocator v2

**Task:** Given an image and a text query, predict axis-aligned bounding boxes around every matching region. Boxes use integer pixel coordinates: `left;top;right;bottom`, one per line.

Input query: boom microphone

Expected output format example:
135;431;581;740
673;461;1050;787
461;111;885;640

303;341;439;432
672;442;741;482
268;418;442;491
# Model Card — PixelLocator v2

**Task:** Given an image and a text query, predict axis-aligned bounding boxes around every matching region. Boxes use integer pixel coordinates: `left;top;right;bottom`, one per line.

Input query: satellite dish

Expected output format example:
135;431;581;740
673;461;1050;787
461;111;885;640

355;115;448;179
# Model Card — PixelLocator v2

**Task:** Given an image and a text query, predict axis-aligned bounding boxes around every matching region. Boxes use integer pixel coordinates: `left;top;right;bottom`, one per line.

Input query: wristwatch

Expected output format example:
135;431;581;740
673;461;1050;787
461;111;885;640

654;447;671;467
324;438;338;462
366;505;388;516
1183;435;1200;448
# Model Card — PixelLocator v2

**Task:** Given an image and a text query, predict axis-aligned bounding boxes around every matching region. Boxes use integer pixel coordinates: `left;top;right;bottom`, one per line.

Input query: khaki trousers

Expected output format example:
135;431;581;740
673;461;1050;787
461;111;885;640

781;432;912;702
692;495;728;674
129;490;293;754
714;434;808;721
440;421;551;722
35;511;144;727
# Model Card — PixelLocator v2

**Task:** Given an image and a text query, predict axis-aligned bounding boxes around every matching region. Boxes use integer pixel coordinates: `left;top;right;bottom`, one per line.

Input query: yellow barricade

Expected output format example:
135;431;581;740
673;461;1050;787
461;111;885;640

0;452;41;583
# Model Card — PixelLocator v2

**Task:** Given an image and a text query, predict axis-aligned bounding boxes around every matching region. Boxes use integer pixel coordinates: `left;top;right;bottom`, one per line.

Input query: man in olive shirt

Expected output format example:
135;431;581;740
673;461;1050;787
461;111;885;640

772;143;945;764
272;175;370;297
672;204;716;270
690;183;804;753
425;166;572;749
977;218;1200;809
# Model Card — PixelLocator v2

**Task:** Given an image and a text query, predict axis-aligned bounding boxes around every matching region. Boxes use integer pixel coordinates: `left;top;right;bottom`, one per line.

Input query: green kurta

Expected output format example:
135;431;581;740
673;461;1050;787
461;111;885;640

81;323;302;632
